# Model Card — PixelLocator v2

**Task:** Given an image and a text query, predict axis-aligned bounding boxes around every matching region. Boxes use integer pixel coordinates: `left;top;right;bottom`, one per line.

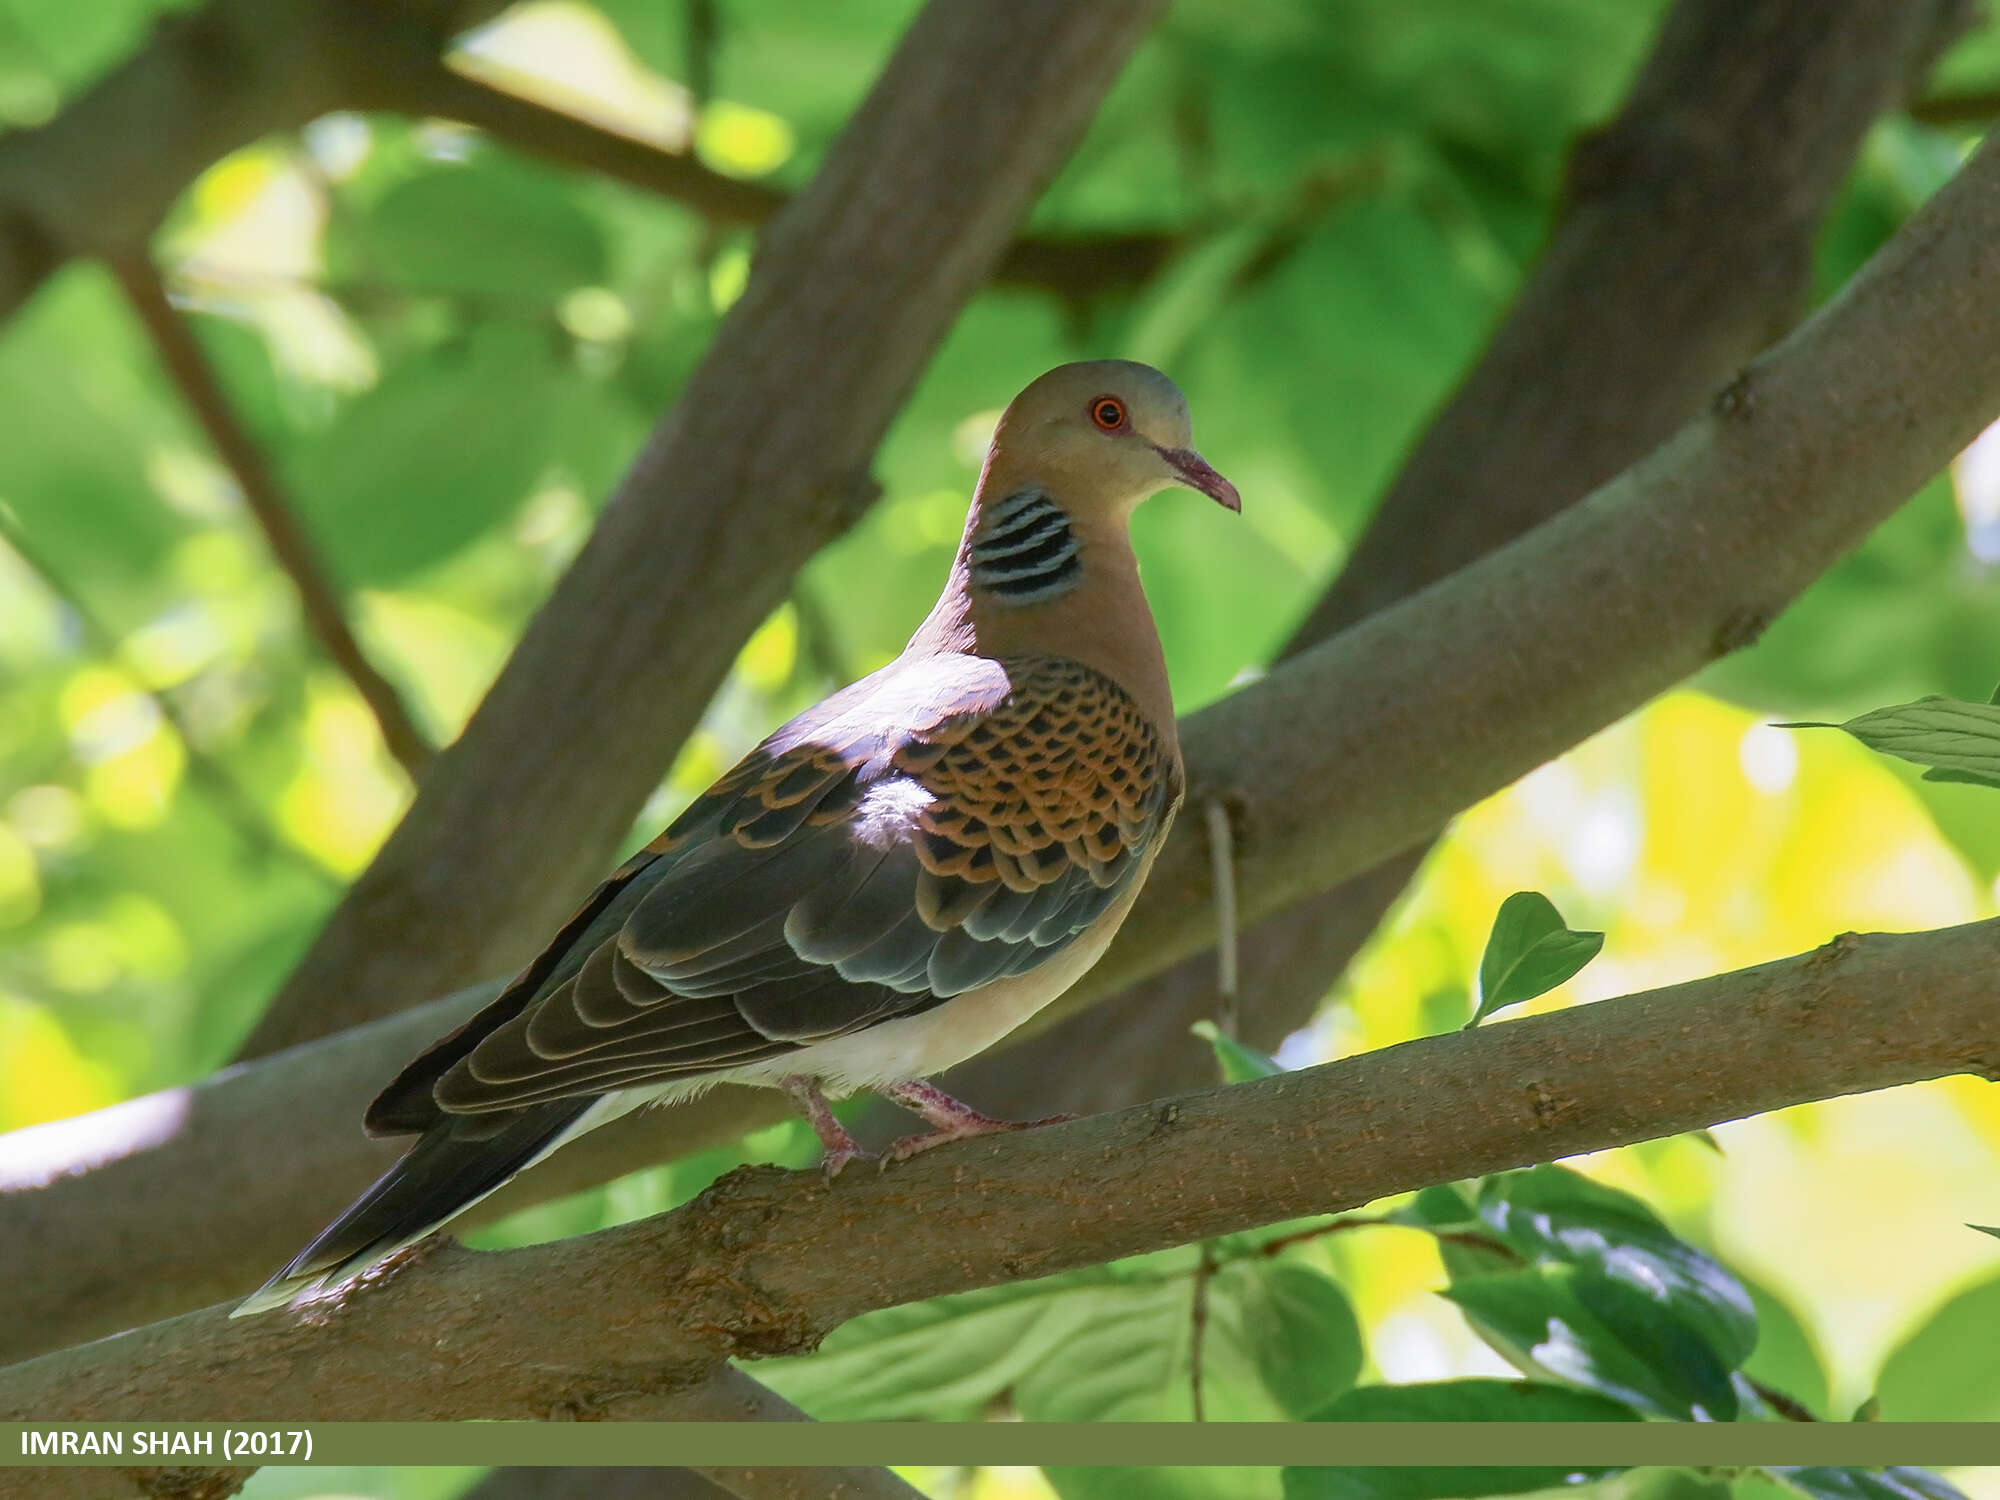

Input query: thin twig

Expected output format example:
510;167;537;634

1254;1213;1522;1264
685;0;718;111
1188;1241;1217;1422
107;251;435;779
0;505;334;886
1203;796;1239;1039
1743;1374;1819;1422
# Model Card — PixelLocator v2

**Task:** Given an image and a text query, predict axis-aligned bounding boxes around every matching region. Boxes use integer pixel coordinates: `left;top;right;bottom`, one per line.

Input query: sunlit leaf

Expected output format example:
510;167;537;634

1469;891;1603;1026
1444;1264;1737;1421
757;1248;1357;1425
1781;696;2000;785
1472;1167;1758;1369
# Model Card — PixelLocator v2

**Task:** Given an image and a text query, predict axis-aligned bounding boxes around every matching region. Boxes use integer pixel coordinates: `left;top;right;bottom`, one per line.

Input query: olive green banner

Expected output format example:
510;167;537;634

3;1423;2000;1468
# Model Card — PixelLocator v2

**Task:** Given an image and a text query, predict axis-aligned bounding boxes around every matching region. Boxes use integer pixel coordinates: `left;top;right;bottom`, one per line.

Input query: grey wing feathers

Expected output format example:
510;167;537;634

371;652;1178;1124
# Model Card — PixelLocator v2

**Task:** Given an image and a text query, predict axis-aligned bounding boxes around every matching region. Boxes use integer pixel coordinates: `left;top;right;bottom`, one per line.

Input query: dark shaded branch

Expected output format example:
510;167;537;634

15;110;2000;1362
0;0;508;326
415;60;1179;302
237;0;1168;1059
6;919;1996;1422
0;0;1177;333
109;251;435;778
945;0;1974;1125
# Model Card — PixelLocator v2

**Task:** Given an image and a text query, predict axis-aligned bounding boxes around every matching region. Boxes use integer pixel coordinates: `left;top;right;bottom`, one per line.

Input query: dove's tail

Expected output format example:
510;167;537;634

231;1095;608;1317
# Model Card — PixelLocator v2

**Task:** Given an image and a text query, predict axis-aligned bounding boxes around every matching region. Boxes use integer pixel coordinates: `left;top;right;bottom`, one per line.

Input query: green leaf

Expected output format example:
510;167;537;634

1781;696;2000;785
1920;766;2000;789
1470;891;1603;1025
756;1249;1358;1423
1472;1166;1757;1368
1765;1471;1971;1500
285;324;573;584
352;156;608;302
1444;1265;1738;1421
1875;1271;2000;1420
1192;1019;1285;1082
1970;1224;2000;1240
1242;1262;1366;1418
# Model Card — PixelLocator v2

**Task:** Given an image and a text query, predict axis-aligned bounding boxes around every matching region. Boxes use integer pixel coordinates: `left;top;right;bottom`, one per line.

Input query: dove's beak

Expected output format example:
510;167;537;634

1154;445;1241;512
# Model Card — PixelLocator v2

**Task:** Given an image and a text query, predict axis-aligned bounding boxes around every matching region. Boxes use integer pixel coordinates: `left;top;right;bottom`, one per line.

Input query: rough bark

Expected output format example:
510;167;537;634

15;114;2000;1362
7;920;1997;1423
947;0;1973;1124
236;0;1167;1058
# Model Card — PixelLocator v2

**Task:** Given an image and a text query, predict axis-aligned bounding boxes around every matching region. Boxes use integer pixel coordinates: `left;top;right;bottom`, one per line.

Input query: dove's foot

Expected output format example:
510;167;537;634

783;1075;879;1179
879;1078;1074;1163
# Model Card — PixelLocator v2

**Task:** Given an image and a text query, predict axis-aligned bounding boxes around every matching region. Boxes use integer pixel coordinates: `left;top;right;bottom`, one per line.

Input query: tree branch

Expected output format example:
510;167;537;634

15;112;2000;1363
942;0;1972;1127
109;250;436;778
412;58;1177;302
234;0;1168;1060
0;0;512;325
6;919;1995;1422
0;0;1177;337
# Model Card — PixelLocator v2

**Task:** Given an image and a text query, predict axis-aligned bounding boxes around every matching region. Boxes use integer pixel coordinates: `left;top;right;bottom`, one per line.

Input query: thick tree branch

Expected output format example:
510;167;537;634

946;0;1972;1126
6;919;1996;1422
236;0;1167;1060
109;251;436;778
15;115;2000;1363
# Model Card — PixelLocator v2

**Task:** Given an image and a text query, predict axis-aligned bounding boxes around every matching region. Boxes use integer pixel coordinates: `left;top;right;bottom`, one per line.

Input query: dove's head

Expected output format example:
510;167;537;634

986;359;1239;516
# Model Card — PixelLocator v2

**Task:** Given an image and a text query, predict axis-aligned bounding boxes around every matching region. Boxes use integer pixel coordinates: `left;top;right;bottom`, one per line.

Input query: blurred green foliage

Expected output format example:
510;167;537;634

6;0;2000;1491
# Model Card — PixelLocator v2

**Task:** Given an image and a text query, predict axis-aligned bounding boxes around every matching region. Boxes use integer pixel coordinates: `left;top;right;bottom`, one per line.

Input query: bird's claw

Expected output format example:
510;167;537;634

821;1142;879;1179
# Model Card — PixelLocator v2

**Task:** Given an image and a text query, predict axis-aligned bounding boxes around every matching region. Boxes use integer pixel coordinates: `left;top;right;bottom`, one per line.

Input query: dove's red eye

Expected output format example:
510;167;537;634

1090;396;1128;432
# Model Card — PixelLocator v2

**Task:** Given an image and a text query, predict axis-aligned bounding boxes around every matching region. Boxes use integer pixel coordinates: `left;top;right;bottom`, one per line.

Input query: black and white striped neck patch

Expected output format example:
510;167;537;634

969;489;1081;604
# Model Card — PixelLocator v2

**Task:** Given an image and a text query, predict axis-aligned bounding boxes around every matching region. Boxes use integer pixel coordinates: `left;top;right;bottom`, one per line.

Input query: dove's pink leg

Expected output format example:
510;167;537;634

782;1076;875;1178
878;1079;1073;1162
